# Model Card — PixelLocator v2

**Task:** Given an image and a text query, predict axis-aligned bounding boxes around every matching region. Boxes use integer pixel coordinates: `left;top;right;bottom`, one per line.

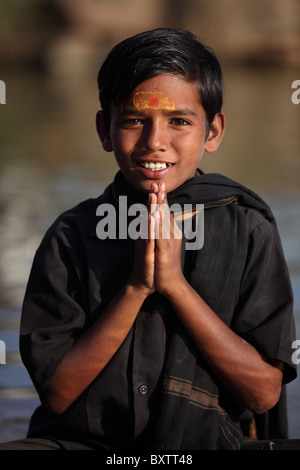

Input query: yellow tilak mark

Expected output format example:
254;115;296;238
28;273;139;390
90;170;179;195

133;92;176;110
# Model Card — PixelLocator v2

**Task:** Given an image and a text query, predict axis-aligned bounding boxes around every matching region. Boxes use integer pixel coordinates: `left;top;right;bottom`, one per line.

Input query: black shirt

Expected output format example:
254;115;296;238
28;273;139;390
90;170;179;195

20;171;297;450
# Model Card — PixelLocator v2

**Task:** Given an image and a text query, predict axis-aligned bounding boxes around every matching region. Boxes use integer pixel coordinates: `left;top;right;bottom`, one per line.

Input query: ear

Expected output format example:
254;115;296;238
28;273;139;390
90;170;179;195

204;112;225;153
96;110;113;152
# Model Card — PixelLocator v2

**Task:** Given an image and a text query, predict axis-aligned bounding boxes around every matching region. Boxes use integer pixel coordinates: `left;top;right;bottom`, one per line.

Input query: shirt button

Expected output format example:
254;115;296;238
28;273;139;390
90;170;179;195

139;384;149;395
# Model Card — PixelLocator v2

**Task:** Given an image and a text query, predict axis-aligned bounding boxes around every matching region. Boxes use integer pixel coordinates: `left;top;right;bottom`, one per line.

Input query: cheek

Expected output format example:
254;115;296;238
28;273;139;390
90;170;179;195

111;131;136;155
176;138;205;164
175;129;206;150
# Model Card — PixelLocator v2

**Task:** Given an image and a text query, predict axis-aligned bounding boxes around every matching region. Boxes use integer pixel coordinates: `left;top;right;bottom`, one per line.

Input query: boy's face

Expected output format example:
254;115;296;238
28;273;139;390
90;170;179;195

98;74;225;194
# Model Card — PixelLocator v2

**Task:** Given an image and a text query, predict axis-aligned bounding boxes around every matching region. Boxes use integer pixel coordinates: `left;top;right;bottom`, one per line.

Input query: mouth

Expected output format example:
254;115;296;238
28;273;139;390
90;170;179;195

138;161;174;171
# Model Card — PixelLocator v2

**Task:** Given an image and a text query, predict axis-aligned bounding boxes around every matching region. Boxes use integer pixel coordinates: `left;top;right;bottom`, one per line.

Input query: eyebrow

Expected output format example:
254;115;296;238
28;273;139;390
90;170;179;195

166;109;197;117
117;108;197;117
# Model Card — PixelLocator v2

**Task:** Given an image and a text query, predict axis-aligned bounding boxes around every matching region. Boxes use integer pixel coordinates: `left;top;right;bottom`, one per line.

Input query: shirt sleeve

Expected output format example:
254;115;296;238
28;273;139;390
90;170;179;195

233;209;297;384
20;233;87;398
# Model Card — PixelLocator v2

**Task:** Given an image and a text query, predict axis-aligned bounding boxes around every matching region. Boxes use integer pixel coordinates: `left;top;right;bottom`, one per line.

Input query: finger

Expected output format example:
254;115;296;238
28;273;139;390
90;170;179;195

161;205;170;240
149;213;156;242
149;193;158;220
150;183;159;194
147;193;156;242
160;184;169;236
157;183;165;206
155;183;169;239
162;191;182;240
148;191;155;208
171;212;183;240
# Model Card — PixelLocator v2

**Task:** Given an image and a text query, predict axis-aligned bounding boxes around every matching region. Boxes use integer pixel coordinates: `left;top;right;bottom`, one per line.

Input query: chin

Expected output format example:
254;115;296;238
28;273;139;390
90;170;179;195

129;180;151;194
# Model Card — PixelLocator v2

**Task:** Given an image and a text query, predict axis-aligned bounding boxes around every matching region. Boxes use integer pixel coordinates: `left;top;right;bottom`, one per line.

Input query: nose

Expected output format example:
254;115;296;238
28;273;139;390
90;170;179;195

141;121;167;152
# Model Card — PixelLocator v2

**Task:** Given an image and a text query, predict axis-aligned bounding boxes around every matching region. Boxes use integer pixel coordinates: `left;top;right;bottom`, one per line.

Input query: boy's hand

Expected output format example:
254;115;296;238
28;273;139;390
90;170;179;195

127;192;156;298
128;183;186;299
151;183;186;298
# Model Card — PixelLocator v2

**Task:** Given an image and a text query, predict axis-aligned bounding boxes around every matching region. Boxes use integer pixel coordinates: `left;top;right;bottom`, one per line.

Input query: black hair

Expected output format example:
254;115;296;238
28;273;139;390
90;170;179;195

97;28;223;132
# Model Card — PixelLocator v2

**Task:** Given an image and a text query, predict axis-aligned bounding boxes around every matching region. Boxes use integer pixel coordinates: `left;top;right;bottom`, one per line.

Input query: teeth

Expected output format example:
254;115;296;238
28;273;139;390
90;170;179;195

140;161;171;171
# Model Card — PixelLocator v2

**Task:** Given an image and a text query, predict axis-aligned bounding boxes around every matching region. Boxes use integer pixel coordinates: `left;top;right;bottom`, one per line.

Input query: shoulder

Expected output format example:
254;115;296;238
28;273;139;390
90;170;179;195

36;185;112;257
39;198;95;243
237;205;277;236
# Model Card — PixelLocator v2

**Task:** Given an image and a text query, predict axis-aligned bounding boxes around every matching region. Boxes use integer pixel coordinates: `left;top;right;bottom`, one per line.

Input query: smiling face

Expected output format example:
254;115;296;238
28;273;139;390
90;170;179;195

97;74;225;194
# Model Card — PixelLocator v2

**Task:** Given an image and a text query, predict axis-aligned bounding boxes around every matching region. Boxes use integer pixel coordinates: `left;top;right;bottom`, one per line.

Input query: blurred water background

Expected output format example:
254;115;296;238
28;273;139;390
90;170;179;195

0;0;299;442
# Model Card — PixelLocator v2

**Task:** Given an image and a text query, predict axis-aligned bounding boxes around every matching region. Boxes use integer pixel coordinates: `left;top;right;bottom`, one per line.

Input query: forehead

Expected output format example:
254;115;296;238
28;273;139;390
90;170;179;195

133;91;176;111
129;74;201;110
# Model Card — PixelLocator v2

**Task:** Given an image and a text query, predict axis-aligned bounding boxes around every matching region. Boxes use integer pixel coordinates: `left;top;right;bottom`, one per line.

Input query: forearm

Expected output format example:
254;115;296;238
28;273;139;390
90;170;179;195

43;283;147;415
165;279;283;414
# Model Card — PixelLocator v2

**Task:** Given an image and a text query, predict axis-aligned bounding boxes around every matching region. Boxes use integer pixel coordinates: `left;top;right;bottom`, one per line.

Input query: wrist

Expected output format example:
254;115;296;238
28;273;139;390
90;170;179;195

124;280;153;302
160;274;189;300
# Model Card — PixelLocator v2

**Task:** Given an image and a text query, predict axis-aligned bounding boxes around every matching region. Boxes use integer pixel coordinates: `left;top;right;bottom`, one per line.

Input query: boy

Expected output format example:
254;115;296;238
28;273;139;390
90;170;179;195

2;28;297;450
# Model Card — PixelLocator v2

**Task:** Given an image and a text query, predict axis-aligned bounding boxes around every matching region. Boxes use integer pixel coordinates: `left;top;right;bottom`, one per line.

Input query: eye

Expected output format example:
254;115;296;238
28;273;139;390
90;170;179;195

170;118;191;126
126;118;143;125
117;116;144;128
